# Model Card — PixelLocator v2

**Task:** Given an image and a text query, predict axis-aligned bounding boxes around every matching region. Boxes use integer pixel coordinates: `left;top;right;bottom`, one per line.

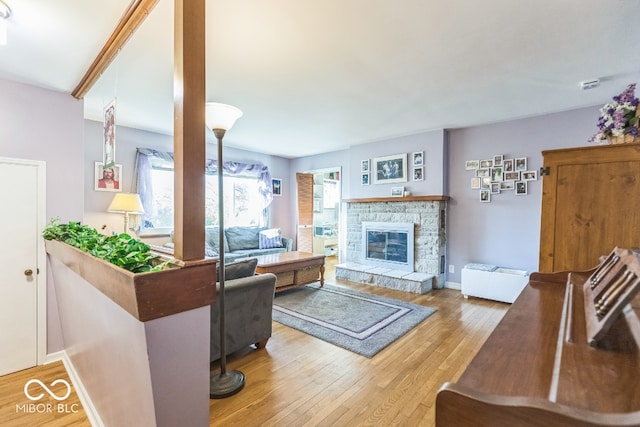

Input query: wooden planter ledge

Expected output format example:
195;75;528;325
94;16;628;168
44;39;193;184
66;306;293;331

45;239;216;322
343;195;449;203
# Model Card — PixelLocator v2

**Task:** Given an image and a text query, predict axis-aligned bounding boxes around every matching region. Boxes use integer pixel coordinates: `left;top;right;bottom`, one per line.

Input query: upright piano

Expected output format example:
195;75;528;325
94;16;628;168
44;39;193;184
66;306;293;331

436;248;640;426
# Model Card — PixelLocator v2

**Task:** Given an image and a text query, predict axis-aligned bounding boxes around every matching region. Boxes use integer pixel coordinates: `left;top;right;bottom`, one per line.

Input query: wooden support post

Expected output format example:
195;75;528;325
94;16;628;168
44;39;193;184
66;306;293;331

173;0;206;261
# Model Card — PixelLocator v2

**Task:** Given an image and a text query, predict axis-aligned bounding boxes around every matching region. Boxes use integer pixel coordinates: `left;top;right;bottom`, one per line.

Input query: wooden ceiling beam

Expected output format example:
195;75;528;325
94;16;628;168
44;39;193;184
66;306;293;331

71;0;159;99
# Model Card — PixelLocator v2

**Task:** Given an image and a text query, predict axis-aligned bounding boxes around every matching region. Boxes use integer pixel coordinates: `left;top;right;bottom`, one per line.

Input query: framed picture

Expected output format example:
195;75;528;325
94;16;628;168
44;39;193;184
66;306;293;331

373;153;408;184
471;177;481;189
465;160;479;170
522;170;538;181
515;157;527;171
491;182;501;194
361;159;370;172
94;162;122;192
500;181;515;190
476;168;490;178
412;151;424;166
479;159;493;169
103;99;116;168
503;159;514;172
480;189;491;203
491;166;503;182
493;155;503;167
361;173;370;185
504;171;520;181
391;186;404;197
515;180;528;195
272;178;282;196
413;167;424;181
481;177;492;189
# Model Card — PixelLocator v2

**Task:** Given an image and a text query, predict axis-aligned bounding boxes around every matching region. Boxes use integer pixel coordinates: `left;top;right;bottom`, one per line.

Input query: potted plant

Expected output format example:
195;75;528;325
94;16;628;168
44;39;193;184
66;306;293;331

44;218;216;321
590;83;640;145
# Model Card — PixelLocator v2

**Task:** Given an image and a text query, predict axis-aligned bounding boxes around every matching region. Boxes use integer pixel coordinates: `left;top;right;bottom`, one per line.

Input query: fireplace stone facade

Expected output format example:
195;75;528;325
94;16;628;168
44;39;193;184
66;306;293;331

337;198;447;292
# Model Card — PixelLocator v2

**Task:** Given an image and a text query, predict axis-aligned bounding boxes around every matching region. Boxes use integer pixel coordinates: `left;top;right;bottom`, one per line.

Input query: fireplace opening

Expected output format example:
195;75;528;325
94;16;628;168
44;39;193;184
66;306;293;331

362;222;414;272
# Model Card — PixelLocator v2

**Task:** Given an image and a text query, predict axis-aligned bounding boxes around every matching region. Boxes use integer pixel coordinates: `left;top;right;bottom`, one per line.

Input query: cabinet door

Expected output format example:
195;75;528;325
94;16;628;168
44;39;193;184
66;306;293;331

539;144;640;272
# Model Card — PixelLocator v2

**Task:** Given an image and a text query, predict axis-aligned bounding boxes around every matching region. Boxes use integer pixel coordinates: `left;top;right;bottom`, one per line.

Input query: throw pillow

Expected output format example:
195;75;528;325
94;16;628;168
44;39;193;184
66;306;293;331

204;241;219;258
218;258;258;281
225;227;265;251
259;228;283;249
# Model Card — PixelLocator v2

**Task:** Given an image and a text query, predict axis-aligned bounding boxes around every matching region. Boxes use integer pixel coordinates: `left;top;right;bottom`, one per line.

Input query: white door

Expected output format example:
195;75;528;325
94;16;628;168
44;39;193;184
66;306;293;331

0;158;45;376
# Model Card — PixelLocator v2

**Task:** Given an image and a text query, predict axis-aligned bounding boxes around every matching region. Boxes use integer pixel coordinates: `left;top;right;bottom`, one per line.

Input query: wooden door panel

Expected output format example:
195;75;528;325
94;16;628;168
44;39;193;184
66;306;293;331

553;161;640;272
296;173;314;252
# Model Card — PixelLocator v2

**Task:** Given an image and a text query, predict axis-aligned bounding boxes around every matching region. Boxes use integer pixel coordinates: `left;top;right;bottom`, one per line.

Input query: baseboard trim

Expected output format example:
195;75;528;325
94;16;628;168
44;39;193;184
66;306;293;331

444;281;461;290
46;351;104;427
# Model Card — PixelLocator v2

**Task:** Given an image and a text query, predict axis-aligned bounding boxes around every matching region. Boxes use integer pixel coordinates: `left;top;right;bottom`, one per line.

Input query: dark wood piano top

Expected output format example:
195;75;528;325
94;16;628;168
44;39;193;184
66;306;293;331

436;270;640;426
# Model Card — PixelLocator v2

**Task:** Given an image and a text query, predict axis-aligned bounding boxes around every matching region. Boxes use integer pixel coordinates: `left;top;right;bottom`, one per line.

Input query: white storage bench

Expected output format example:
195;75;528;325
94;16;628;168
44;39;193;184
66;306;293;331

461;263;529;303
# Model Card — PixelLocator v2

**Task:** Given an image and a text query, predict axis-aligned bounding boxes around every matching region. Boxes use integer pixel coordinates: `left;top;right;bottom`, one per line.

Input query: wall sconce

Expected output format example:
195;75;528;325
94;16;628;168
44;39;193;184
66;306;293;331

108;193;145;233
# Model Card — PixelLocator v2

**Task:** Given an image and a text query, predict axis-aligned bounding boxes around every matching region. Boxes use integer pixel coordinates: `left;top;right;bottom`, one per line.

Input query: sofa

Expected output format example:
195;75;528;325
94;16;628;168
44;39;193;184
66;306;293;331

165;226;292;263
210;259;277;361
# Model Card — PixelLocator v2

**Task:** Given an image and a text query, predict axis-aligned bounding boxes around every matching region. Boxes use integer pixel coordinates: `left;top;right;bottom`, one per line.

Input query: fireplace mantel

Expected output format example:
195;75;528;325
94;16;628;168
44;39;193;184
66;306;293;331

344;195;449;203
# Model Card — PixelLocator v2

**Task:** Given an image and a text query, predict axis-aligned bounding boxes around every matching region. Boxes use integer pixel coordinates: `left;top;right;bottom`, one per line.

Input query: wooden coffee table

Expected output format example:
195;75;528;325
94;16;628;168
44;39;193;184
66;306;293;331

254;251;325;293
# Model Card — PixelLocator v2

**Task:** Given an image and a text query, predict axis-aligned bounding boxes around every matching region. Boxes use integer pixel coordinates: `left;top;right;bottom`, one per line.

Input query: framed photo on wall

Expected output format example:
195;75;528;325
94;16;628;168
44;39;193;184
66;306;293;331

103;99;116;168
465;160;479;170
94;162;122;192
413;167;424;181
373;153;408;184
391;186;404;197
361;159;370;172
272;178;282;196
412;151;424;166
361;173;370;185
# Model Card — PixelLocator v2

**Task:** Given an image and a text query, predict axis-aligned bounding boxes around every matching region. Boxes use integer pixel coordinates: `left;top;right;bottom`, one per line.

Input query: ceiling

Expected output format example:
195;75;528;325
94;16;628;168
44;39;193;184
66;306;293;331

1;0;640;159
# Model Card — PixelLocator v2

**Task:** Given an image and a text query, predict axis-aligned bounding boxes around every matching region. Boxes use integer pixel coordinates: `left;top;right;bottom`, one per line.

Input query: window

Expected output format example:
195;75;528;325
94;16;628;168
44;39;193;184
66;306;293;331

135;148;272;233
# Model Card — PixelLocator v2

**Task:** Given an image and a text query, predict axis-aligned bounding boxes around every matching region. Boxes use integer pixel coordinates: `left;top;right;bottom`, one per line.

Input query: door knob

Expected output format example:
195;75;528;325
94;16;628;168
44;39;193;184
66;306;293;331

24;269;33;277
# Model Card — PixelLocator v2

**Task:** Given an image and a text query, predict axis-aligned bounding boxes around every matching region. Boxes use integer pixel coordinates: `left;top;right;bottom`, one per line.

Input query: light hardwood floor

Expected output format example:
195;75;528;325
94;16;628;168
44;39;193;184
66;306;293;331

0;259;508;426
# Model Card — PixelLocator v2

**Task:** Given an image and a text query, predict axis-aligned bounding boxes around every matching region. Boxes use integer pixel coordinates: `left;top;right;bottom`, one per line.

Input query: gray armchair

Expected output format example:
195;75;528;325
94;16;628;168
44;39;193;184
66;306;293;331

210;272;277;361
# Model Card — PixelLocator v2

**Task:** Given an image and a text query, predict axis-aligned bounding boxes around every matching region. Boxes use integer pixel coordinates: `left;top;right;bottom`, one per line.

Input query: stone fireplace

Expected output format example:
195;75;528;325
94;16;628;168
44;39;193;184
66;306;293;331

336;196;448;293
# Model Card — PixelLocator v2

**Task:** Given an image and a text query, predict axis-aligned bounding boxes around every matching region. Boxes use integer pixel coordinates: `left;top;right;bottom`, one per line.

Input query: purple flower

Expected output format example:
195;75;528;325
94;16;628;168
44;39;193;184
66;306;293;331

590;83;640;142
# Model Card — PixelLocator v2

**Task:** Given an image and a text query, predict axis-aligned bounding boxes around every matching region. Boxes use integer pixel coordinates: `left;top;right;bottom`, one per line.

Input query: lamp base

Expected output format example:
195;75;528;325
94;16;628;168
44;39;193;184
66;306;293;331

210;370;245;399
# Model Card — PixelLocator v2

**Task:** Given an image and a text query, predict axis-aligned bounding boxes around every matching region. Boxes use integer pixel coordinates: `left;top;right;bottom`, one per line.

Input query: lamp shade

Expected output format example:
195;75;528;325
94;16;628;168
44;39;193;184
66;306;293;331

205;102;243;131
108;193;145;214
0;0;10;46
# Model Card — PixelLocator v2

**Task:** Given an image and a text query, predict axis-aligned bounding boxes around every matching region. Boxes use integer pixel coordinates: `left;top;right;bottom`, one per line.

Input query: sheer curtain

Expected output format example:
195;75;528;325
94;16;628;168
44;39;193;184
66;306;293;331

134;148;273;228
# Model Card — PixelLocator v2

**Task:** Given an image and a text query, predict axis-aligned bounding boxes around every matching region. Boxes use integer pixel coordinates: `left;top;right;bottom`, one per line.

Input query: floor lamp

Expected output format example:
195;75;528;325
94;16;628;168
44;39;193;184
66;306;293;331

206;102;244;399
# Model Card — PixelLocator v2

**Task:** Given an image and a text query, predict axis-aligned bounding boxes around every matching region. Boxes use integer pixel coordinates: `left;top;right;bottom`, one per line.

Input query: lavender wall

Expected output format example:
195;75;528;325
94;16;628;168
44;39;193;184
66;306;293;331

1;79;84;220
446;106;600;283
0;78;85;354
348;129;447;199
292;105;602;285
83;120;294;240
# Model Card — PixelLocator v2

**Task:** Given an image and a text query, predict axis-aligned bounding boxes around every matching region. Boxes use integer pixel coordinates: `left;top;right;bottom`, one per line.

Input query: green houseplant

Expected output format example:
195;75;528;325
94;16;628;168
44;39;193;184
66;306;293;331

43;218;170;273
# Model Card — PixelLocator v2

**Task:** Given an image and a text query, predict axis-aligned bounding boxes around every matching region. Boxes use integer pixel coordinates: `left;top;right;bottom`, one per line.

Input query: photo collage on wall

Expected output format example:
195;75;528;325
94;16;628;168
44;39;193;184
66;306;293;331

361;151;425;190
465;154;537;203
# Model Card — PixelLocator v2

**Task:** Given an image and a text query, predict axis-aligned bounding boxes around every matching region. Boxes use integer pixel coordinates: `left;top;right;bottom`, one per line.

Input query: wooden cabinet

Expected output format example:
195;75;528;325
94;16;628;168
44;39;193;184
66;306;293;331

539;143;640;273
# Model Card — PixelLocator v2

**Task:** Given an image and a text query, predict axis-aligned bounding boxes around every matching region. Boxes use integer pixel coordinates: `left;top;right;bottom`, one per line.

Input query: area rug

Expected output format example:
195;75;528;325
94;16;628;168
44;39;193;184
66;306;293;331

272;283;436;358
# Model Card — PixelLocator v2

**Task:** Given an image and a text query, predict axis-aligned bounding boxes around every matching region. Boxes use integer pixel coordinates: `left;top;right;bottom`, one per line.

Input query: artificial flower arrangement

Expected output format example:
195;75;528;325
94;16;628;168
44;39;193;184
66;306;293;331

589;83;640;144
